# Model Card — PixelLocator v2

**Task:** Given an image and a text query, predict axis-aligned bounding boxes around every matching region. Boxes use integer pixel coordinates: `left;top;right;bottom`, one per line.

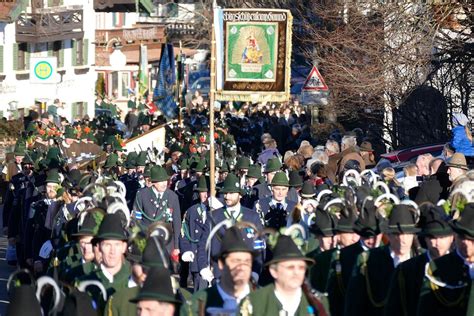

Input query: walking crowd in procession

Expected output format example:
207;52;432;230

1;94;474;316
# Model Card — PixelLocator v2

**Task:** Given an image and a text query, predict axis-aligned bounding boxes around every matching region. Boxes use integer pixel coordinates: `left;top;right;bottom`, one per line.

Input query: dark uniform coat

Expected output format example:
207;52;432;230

253;197;297;229
417;252;473;316
308;247;338;293
208;205;264;279
344;245;395;316
179;203;211;274
384;252;429;316
326;242;365;316
252;182;272;200
133;187;181;249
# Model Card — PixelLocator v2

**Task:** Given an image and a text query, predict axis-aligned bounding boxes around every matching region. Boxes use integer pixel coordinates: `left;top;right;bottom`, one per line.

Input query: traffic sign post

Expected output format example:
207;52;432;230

302;65;328;92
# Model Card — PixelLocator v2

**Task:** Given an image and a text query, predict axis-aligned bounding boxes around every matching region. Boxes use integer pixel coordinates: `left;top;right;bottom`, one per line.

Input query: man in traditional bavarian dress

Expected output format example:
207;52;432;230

384;204;454;316
344;204;421;316
416;202;474;316
180;175;212;291
132;165;181;259
182;226;256;316
239;235;330;316
208;173;264;282
252;157;282;200
253;171;297;230
326;197;383;316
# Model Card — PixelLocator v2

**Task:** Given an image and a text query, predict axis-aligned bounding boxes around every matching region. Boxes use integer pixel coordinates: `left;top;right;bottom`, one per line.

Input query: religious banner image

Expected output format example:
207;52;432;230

226;22;278;82
216;9;293;103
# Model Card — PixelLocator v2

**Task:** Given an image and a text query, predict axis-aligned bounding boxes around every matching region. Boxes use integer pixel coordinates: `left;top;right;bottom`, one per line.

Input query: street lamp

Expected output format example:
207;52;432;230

105;38;127;68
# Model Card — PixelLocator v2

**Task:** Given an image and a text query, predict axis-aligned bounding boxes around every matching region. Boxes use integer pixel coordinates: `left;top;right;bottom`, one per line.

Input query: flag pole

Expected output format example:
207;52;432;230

178;40;183;127
209;0;217;198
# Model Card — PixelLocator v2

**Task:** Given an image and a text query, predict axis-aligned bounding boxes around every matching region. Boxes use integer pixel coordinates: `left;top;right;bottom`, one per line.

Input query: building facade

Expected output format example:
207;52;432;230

0;0;96;122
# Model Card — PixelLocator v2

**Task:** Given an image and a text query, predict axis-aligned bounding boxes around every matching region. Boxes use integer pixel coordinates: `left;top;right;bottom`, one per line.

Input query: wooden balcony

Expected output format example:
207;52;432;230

94;0;153;14
15;9;84;43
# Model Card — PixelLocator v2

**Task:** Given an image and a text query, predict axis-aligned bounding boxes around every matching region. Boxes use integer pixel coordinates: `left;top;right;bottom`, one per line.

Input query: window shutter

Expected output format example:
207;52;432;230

83;39;88;65
0;46;4;73
25;44;30;70
83;102;88;117
47;43;53;57
71;39;77;66
71;102;78;119
48;0;53;7
13;43;18;71
59;41;64;68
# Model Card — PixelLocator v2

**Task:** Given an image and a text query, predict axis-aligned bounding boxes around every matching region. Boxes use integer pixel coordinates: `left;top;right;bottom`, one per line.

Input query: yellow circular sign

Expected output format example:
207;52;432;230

34;61;53;80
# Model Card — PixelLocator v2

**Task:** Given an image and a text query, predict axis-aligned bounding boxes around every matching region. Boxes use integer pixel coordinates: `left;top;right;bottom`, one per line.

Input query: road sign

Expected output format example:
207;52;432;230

30;57;57;84
302;66;328;91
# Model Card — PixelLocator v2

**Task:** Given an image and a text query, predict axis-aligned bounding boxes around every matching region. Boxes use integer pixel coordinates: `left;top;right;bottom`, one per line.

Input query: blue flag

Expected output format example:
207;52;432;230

154;44;177;119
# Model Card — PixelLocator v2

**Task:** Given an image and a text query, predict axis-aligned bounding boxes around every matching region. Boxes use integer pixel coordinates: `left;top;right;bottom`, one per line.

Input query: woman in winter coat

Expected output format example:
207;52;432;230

451;112;474;157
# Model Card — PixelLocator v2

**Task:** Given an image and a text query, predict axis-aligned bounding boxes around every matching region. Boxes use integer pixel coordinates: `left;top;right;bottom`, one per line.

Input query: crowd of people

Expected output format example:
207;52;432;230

1;95;474;316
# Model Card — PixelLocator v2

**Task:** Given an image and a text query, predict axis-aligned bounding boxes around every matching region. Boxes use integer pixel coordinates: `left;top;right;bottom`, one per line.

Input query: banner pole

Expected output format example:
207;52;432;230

178;40;183;127
209;1;217;198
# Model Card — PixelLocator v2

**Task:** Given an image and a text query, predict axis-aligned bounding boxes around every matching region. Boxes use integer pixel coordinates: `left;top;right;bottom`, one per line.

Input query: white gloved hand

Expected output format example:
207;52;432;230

181;251;195;262
200;267;214;283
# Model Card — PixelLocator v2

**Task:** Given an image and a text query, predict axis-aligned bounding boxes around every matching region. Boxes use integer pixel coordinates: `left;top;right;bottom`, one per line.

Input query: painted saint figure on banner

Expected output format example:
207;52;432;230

241;35;263;64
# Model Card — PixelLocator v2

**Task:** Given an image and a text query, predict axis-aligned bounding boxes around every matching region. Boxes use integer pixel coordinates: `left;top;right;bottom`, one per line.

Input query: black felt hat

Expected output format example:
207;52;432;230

266;235;314;266
383;204;421;234
219;226;254;259
94;213;127;241
140;236;170;268
300;180;315;198
336;208;357;233
130;267;181;304
353;198;382;237
72;208;105;237
309;208;338;237
6;285;42;316
288;170;303;188
450;203;474;239
418;204;453;237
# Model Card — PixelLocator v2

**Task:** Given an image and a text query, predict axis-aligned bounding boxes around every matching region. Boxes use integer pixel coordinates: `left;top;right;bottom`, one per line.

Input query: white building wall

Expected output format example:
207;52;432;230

0;0;96;121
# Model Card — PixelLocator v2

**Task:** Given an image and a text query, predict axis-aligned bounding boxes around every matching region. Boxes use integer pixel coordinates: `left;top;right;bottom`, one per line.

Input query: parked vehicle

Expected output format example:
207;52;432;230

380;143;445;164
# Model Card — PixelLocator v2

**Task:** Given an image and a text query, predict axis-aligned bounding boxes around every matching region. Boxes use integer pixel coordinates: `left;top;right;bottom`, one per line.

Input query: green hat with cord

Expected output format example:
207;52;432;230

150;166;169;182
270;171;289;187
195;175;210;192
264;157;282;173
219;173;242;194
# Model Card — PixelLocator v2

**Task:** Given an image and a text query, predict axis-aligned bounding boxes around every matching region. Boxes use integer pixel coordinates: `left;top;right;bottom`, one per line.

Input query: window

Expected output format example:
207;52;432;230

48;41;64;68
110;71;131;99
72;102;88;120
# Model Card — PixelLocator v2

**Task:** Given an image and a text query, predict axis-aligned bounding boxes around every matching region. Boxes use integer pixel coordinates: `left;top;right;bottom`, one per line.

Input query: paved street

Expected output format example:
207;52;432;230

0;205;15;315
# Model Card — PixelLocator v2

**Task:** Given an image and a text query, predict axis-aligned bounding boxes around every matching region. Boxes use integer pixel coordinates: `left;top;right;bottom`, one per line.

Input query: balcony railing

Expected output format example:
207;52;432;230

16;9;84;43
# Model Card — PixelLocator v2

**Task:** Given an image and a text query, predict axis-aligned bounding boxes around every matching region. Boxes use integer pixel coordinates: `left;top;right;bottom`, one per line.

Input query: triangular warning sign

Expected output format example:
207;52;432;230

302;66;328;91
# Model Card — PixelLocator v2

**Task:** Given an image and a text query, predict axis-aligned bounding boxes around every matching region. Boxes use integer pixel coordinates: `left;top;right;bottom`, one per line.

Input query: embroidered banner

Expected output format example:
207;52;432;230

215;8;293;103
